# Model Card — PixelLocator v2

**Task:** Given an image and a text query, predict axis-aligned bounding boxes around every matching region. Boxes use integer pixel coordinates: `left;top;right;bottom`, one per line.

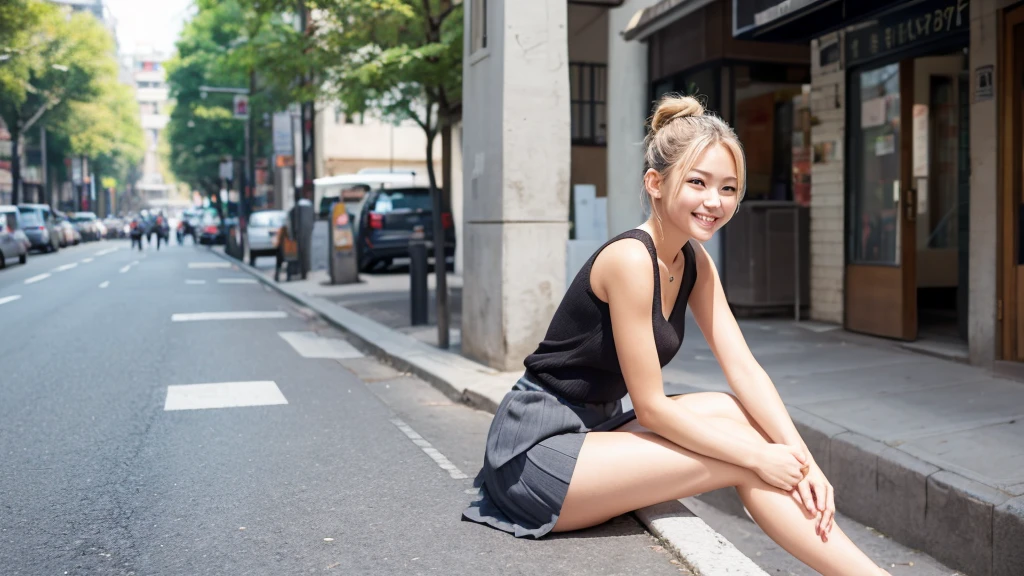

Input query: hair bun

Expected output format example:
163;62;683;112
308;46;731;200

651;95;705;134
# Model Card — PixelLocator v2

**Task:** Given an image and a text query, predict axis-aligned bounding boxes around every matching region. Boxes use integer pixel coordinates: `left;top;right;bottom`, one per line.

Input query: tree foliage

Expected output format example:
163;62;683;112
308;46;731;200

165;0;292;197
0;0;143;201
237;0;464;190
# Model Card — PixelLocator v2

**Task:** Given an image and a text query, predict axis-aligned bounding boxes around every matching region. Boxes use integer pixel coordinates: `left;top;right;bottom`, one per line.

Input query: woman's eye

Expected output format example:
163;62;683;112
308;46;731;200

722;186;737;194
688;179;705;187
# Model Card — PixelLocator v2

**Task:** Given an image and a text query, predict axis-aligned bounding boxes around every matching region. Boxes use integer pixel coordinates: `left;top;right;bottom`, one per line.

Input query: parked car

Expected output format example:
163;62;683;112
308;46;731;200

16;204;60;253
0;207;29;267
354;187;455;272
197;209;226;245
53;211;78;246
0;206;32;252
103;217;124;239
246;209;286;266
70;212;102;241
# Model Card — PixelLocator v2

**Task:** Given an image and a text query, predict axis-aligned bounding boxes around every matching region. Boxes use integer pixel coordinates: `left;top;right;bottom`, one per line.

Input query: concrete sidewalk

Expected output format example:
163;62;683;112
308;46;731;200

233;254;1021;576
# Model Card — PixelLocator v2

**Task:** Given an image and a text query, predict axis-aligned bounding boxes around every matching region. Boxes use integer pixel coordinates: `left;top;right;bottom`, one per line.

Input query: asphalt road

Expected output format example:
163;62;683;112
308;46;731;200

0;240;686;576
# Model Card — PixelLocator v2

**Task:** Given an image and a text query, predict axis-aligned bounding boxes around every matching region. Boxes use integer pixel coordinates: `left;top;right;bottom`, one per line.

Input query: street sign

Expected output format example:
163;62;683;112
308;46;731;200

233;95;249;119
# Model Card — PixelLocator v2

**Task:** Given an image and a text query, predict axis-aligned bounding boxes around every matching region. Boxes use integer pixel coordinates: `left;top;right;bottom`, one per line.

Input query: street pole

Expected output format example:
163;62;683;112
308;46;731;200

40;126;47;208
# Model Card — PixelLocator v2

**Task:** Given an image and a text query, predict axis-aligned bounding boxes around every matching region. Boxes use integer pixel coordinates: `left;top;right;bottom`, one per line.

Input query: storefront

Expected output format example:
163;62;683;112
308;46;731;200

625;0;812;315
731;0;978;354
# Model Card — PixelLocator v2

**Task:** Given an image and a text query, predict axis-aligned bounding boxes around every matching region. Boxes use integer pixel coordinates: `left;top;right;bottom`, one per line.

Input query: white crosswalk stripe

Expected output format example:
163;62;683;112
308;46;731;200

278;331;363;359
0;295;21;306
189;262;231;269
164;381;288;411
171;311;288;322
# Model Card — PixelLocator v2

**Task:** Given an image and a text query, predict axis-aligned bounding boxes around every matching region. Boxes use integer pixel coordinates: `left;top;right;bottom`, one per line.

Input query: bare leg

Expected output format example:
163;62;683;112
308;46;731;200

553;393;888;576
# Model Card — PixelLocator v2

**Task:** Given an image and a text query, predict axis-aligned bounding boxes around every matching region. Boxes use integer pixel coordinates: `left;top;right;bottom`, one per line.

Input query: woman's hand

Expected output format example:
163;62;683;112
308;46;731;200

791;461;835;541
751;443;807;491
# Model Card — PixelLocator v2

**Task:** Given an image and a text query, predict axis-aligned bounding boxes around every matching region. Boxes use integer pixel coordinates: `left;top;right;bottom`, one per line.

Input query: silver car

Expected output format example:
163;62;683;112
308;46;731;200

246;210;287;266
0;207;29;267
16;204;60;253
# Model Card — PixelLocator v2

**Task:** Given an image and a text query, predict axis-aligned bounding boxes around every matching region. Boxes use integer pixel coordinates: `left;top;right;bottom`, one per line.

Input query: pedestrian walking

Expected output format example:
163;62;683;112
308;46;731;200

129;217;143;252
463;95;890;576
155;213;169;250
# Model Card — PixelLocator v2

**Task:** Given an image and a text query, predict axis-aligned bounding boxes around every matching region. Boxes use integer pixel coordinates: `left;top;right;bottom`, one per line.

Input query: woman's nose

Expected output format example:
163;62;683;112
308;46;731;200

704;189;722;208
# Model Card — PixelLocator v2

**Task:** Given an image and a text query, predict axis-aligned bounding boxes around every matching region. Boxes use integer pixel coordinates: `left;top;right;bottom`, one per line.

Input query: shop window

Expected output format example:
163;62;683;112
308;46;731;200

927;76;958;249
570;62;607;146
849;62;902;265
470;0;487;53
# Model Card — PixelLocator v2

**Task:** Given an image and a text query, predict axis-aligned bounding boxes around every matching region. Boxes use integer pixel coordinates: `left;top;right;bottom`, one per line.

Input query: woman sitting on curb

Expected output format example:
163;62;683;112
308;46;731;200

463;95;891;575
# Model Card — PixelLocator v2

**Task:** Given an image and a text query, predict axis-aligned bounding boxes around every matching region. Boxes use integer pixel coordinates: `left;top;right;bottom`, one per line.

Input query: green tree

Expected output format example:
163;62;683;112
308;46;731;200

238;0;463;346
165;0;292;217
0;1;131;205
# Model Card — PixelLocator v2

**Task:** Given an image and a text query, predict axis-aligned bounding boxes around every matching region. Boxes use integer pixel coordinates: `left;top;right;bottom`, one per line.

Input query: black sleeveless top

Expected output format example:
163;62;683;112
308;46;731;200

523;229;698;404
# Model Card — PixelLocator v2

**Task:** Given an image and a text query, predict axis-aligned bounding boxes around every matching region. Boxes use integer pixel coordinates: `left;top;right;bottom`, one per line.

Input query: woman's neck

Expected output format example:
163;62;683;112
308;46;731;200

638;220;691;263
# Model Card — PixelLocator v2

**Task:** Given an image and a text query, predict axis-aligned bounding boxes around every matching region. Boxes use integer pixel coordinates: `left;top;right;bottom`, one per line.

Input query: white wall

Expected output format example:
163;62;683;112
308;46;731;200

606;0;651;237
809;33;846;325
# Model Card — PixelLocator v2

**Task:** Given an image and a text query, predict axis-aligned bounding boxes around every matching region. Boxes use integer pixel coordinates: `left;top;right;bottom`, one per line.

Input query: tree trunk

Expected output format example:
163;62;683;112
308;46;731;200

10;126;21;205
425;115;449;349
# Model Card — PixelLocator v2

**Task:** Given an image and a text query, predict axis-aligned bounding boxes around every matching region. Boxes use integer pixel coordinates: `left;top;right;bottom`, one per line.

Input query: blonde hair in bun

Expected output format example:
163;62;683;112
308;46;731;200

642;94;746;221
650;96;706;134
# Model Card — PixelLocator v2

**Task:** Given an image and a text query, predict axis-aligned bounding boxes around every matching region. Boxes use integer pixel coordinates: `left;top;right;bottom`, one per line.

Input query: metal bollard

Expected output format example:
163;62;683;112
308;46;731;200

409;225;428;325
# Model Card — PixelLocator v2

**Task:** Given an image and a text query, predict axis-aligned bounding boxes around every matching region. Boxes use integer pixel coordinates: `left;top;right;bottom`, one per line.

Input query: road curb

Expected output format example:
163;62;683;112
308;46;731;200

214;249;1024;575
211;249;767;575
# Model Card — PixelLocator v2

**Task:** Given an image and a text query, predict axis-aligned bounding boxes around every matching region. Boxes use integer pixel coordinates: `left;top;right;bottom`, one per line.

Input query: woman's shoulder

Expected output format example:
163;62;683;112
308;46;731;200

590;233;655;303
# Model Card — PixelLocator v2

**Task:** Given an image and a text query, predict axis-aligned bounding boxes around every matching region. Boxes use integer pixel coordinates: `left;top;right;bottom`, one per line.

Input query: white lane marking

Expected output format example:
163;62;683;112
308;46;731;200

278;331;364;359
119;265;131;274
0;295;21;306
217;278;257;284
99;281;110;289
185;279;207;285
390;418;468;480
24;273;51;285
53;263;78;272
164;381;288;411
189;262;231;269
171;311;288;322
81;258;94;263
94;247;119;256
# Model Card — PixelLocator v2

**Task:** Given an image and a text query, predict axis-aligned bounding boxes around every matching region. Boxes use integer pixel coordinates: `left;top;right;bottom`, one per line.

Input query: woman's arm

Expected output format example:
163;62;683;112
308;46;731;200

687;243;810;458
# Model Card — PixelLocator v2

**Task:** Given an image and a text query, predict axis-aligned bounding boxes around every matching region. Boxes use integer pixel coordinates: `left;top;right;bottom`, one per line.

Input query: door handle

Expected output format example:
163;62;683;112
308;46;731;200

905;187;917;223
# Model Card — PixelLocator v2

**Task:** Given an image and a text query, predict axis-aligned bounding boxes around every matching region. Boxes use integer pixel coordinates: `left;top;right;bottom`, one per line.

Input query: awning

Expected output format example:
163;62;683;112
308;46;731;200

622;0;718;42
731;0;910;42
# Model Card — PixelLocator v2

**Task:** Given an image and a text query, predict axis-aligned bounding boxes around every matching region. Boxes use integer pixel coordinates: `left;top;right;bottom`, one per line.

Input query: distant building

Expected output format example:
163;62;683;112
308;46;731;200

122;47;173;205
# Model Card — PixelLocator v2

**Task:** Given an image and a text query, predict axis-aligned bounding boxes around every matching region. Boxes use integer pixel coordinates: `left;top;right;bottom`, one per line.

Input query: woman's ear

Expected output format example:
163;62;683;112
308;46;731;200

643;169;662;200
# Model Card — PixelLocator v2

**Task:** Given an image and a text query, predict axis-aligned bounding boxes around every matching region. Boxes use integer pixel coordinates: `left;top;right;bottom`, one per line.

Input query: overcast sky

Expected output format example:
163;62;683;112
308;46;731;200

104;0;195;56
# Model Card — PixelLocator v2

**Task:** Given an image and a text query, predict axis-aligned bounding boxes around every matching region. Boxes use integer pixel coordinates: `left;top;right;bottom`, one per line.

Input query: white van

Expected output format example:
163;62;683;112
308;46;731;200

314;172;425;221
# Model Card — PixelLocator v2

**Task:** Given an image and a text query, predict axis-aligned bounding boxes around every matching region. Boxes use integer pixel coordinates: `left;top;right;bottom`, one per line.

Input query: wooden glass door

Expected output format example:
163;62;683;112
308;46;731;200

1001;7;1024;360
845;60;917;340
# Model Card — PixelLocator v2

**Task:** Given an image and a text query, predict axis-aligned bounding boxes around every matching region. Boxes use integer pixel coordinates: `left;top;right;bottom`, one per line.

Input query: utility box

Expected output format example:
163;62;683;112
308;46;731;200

329;203;359;285
723;200;810;318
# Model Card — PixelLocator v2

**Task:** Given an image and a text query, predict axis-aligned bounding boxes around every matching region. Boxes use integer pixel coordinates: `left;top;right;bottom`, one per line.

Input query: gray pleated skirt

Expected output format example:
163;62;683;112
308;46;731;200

461;374;638;538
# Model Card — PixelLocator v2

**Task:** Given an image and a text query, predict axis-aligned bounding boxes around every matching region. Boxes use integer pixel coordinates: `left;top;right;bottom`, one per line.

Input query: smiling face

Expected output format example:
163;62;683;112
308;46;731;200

645;142;740;243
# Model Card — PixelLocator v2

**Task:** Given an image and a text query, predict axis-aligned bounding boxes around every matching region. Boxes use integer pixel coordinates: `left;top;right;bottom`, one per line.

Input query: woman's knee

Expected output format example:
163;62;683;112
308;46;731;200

674;391;745;421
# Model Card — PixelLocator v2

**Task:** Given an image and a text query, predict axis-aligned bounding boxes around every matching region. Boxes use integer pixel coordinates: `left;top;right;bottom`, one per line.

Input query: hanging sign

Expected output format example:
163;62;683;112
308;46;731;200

845;0;969;67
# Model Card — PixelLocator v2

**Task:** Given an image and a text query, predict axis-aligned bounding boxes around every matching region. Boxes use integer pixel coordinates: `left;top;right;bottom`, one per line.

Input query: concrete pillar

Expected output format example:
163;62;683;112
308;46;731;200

462;0;571;371
969;0;1000;366
606;0;649;236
